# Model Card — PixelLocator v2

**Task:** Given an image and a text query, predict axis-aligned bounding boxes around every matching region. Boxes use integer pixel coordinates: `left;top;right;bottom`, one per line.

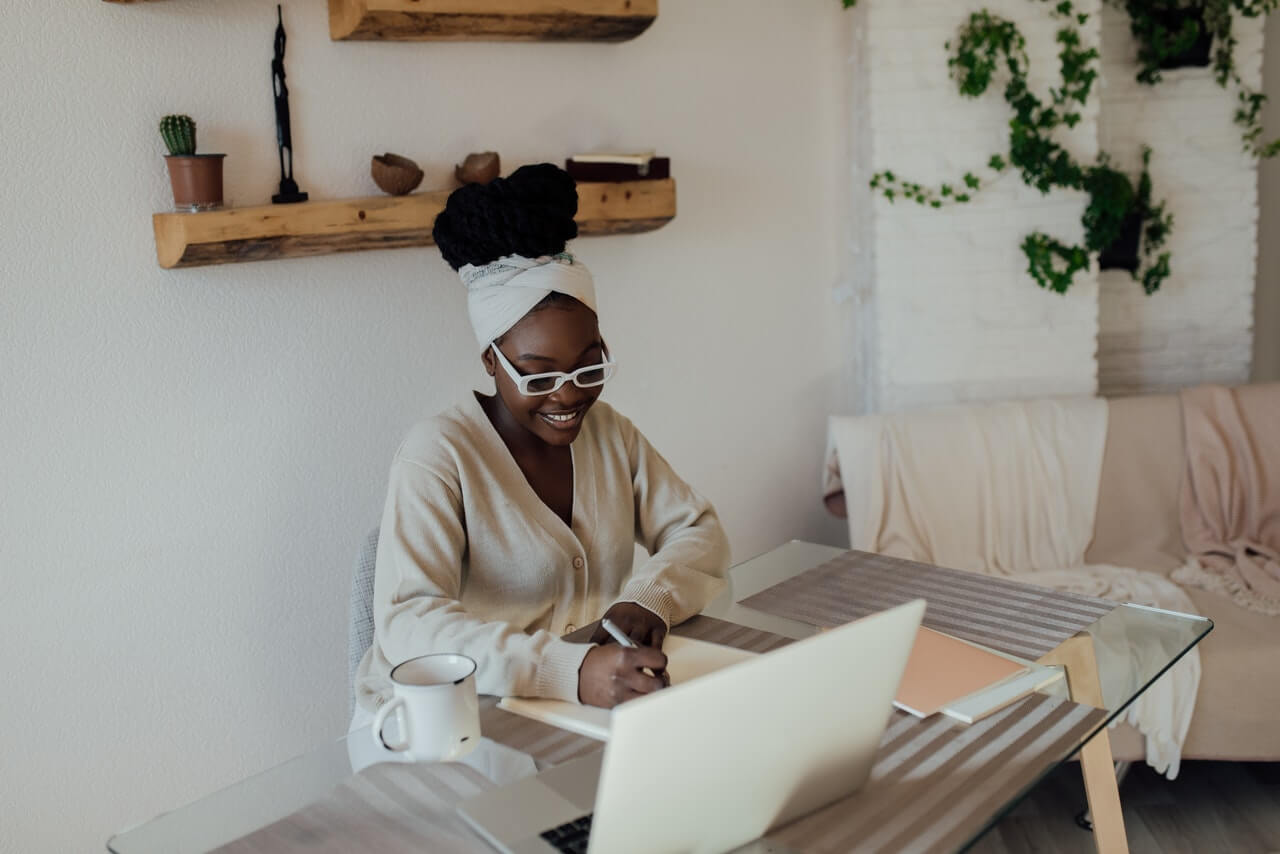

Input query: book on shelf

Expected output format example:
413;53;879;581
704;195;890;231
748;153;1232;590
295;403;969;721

566;151;670;182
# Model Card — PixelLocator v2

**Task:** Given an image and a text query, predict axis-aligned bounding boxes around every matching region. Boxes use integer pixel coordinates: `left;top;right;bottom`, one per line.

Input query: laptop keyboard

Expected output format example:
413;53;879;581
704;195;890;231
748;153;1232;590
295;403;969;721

539;814;593;854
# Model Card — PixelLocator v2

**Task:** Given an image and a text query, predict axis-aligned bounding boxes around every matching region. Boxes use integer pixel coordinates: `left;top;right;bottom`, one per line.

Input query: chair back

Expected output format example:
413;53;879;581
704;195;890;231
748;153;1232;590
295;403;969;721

348;527;380;716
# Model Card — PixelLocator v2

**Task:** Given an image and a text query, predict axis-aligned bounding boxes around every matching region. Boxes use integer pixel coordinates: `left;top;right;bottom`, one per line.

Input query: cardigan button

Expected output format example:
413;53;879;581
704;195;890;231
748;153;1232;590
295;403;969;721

573;556;585;569
565;624;576;633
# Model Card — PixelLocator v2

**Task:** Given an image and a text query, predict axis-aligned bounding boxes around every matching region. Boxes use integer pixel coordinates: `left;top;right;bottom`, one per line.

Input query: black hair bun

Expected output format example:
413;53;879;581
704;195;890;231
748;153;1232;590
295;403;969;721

433;162;580;271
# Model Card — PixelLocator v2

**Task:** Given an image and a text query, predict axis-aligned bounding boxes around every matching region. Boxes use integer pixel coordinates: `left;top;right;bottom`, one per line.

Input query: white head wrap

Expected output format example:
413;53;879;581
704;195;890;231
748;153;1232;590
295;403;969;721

458;252;597;346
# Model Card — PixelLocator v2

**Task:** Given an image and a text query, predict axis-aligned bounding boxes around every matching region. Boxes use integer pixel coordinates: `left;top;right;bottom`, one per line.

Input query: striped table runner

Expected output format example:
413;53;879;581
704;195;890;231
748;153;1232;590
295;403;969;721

213;760;497;854
770;694;1104;853
215;613;1107;853
740;549;1118;661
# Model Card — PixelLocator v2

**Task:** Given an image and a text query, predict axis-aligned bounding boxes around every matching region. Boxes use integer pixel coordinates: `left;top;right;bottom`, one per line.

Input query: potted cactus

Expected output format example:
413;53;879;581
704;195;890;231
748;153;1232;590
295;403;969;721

160;114;226;211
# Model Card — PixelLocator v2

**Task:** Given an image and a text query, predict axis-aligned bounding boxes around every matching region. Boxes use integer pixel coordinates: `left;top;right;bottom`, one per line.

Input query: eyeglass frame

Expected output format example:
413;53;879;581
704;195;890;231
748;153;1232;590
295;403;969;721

489;340;617;397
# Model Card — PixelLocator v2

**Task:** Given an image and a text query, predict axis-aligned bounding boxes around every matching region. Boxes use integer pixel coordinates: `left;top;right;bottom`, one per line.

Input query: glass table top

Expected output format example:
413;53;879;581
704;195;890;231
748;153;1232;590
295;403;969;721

108;540;1212;854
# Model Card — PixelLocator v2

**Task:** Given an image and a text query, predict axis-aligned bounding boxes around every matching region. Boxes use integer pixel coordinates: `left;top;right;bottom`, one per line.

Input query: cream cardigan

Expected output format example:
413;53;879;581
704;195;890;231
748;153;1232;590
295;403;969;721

354;393;730;711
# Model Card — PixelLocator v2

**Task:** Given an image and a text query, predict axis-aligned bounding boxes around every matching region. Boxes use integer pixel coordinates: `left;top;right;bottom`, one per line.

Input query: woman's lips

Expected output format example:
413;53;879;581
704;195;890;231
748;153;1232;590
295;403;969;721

538;407;584;429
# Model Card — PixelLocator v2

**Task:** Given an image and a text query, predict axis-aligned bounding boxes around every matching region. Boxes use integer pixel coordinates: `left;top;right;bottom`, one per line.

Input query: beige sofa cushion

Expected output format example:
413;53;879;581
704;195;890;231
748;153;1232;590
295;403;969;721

827;391;1280;761
1109;584;1280;762
1088;391;1280;761
1179;586;1280;759
1084;394;1186;575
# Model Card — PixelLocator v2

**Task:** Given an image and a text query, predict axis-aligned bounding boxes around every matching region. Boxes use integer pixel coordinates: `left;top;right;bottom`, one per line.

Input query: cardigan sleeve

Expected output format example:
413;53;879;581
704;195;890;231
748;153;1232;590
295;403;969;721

612;418;731;626
373;453;592;703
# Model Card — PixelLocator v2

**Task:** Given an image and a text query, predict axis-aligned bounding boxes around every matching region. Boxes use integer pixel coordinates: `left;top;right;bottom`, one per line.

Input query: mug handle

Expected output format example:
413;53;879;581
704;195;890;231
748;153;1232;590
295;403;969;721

372;696;410;752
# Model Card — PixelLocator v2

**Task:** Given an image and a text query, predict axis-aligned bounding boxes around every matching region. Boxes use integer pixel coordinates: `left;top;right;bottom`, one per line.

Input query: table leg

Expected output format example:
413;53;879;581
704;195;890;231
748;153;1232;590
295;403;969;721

1037;633;1129;854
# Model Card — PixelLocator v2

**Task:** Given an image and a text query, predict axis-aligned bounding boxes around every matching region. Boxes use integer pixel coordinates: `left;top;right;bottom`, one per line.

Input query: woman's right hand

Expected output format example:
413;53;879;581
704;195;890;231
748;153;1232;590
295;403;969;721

577;644;670;708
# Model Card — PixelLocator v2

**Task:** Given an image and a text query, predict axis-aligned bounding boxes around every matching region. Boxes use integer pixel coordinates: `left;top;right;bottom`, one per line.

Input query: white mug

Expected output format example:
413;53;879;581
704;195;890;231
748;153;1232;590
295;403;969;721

373;653;481;762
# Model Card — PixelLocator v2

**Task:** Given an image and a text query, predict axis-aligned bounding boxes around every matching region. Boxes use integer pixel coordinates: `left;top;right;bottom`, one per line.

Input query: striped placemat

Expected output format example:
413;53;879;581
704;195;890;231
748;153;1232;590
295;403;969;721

214;613;1106;853
770;693;1105;853
212;760;496;854
489;615;1106;854
739;549;1118;661
477;697;600;769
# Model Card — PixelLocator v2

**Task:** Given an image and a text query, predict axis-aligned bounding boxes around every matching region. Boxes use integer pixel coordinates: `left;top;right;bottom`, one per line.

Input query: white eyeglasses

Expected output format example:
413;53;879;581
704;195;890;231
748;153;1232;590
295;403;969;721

490;342;617;397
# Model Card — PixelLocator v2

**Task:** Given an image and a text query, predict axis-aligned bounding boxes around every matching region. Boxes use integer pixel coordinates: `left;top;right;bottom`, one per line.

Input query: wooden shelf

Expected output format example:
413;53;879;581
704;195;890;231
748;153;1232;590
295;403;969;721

328;0;657;42
152;179;675;269
105;0;658;42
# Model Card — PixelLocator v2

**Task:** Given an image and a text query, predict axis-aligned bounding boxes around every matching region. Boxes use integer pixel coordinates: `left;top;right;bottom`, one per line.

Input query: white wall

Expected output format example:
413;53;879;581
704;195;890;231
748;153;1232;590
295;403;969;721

851;2;1270;407
1098;5;1263;395
851;0;1102;414
1258;12;1280;383
0;2;848;851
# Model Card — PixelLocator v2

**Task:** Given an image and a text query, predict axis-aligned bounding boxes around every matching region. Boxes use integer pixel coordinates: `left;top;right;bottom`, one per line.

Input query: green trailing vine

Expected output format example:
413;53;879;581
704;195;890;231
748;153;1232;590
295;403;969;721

1111;0;1280;158
868;2;1173;294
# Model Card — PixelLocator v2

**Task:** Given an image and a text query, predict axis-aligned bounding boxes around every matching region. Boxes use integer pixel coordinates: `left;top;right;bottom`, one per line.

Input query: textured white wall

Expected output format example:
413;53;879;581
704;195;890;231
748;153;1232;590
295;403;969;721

0;2;848;851
1097;5;1263;395
854;0;1103;413
1258;12;1280;383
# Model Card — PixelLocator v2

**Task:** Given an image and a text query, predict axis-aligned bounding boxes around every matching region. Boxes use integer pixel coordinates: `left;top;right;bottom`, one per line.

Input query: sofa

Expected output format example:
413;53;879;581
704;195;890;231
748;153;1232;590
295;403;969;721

824;386;1280;762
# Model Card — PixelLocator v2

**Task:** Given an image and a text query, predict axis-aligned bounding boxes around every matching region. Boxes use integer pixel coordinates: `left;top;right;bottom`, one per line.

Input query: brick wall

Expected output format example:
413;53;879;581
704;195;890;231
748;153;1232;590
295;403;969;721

1097;5;1262;395
853;0;1261;410
855;0;1103;413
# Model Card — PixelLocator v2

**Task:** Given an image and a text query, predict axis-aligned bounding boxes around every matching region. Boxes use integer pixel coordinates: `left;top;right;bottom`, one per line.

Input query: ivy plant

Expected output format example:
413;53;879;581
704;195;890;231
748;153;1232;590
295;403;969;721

869;2;1173;294
1111;0;1280;157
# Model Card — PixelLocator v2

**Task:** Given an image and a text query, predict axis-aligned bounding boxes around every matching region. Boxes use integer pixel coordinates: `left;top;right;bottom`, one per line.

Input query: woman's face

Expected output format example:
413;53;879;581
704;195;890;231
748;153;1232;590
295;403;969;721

482;299;605;447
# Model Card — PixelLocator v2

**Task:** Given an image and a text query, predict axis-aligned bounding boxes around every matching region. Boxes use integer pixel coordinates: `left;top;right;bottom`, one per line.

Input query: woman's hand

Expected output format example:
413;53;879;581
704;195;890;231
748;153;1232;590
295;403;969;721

577;643;670;708
590;602;668;648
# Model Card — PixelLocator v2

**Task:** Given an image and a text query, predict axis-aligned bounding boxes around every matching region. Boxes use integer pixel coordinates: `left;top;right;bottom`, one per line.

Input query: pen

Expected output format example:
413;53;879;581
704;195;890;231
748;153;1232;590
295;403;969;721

600;618;667;683
600;618;637;649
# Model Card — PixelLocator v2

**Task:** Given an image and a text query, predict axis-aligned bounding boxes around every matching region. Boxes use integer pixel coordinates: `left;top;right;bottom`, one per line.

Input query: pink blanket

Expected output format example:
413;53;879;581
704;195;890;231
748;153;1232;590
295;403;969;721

1174;384;1280;615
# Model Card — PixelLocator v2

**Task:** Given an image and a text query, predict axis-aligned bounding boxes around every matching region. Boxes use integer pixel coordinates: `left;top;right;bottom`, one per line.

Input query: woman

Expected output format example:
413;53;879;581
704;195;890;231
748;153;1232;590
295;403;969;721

352;163;729;725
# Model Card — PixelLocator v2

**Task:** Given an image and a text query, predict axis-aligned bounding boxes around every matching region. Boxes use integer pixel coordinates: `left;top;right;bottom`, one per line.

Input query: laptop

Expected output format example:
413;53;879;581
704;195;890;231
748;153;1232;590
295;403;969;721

458;598;925;854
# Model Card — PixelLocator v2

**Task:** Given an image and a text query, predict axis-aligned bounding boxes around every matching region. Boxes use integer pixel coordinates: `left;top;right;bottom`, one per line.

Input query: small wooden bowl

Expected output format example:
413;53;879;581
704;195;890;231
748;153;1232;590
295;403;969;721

455;151;500;185
371;153;424;196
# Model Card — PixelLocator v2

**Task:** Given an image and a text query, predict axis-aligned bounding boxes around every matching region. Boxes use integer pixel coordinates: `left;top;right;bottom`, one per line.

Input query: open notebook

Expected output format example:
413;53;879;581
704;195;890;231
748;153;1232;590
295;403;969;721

499;636;758;741
500;629;1065;739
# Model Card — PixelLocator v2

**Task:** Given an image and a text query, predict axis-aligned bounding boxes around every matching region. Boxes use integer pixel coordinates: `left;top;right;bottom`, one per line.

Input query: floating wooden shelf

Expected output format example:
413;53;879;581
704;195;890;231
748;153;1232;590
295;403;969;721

328;0;657;42
152;179;675;269
105;0;658;42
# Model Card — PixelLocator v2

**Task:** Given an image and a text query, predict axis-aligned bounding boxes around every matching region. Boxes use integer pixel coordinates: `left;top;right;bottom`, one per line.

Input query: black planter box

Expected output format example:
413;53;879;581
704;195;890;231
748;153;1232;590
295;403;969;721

1099;209;1144;274
1153;6;1213;70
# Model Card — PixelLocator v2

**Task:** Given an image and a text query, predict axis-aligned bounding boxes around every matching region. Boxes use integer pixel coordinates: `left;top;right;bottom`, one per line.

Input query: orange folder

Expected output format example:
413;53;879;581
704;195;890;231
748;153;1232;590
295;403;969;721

894;627;1027;718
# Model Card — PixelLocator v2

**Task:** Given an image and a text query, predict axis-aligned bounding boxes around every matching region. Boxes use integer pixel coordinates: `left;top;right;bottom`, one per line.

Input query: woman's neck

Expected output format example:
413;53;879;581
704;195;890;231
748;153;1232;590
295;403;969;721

476;391;557;461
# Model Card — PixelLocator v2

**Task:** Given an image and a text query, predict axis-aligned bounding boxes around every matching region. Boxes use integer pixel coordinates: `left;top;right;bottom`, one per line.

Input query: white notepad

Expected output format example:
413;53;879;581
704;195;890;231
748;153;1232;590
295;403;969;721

938;665;1064;724
498;636;759;741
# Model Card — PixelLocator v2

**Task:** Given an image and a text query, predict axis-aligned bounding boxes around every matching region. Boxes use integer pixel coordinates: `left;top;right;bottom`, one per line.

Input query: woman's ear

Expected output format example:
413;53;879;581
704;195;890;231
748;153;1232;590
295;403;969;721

481;347;496;377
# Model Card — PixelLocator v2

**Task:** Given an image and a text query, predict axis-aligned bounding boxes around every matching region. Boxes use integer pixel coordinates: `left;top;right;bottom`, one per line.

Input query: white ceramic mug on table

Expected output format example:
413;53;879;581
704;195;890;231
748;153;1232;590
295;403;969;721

372;653;480;762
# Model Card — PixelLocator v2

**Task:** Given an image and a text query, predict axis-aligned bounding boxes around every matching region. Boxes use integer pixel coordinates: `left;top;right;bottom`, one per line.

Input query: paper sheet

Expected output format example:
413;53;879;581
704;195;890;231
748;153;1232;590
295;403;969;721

498;636;758;740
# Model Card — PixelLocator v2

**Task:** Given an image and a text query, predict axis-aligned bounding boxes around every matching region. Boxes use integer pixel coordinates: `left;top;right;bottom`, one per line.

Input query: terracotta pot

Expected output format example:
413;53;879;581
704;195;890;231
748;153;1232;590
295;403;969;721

371;153;424;196
165;154;226;211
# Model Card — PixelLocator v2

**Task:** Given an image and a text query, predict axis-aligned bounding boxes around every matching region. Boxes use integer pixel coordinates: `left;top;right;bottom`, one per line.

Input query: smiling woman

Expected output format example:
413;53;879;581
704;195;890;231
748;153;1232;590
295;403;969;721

351;164;730;721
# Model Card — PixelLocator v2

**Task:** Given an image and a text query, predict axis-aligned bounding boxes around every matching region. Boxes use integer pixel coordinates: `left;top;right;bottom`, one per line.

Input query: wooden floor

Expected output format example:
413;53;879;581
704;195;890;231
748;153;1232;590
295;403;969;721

967;761;1280;853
